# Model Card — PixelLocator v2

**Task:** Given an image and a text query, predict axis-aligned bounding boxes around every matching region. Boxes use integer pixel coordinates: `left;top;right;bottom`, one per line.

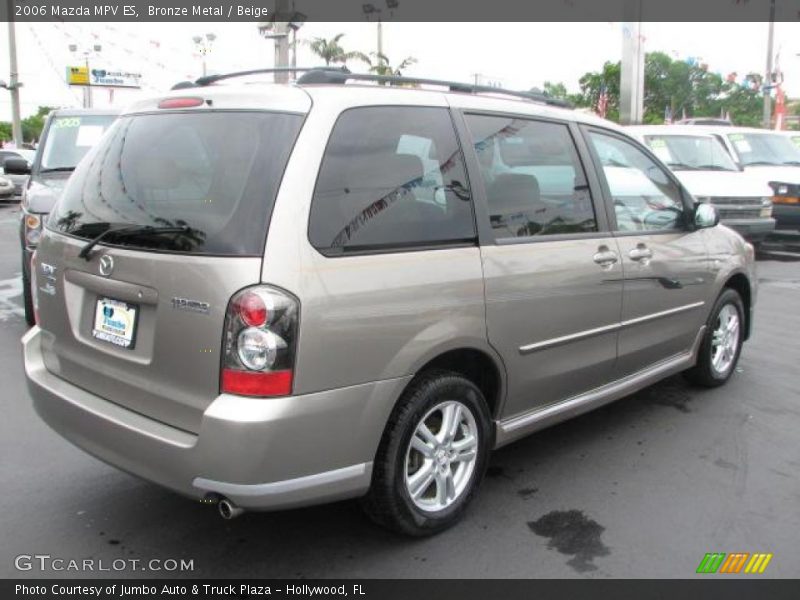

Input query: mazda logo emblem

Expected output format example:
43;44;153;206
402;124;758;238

98;255;114;277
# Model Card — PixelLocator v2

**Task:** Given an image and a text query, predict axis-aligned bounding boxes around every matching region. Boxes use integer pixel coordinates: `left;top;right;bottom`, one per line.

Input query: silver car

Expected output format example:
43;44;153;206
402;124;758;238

23;69;757;535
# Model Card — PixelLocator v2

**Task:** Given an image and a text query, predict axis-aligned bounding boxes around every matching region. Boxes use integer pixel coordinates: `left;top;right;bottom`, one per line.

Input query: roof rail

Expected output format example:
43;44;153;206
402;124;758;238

295;70;573;108
172;66;571;109
170;67;349;90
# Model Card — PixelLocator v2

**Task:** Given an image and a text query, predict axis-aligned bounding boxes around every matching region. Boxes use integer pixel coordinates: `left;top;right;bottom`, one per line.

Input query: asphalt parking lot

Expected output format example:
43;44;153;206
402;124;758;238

1;201;798;579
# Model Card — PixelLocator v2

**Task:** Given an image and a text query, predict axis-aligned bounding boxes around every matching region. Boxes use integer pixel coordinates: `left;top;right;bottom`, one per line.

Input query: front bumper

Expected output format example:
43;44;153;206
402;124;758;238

23;327;409;510
773;204;800;231
722;217;776;242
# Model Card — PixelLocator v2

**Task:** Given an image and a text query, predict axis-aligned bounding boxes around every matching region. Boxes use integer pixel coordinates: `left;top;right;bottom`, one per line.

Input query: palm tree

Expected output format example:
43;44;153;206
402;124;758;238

304;34;367;66
363;52;417;78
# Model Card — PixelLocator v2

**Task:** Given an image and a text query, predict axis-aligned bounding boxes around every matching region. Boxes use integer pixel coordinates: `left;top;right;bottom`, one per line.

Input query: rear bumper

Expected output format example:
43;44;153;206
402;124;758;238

721;217;775;241
23;327;409;510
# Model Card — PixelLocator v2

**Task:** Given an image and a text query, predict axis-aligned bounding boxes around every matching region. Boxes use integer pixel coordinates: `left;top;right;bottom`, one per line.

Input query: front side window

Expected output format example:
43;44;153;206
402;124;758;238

588;131;686;232
464;114;597;239
309;106;475;254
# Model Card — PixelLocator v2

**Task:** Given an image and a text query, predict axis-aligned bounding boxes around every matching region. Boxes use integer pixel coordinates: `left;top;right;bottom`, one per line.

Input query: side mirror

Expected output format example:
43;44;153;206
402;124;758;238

694;202;719;229
3;157;30;175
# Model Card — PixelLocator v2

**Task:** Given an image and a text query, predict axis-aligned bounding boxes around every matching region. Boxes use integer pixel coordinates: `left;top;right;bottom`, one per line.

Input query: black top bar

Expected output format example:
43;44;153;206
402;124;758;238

194;66;348;87
296;70;572;108
176;66;571;109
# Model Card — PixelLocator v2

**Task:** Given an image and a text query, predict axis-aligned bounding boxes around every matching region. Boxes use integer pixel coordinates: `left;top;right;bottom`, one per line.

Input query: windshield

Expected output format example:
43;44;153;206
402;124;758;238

726;132;800;166
48;111;304;256
644;135;739;171
40;114;117;171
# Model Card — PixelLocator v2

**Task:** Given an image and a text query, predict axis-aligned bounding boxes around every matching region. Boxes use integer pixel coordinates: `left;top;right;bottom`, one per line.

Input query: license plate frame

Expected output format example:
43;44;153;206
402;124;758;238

92;297;139;349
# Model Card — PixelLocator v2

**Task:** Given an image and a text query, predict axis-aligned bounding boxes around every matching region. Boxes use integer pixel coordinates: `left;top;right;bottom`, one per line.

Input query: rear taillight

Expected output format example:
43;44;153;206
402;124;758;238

221;286;299;397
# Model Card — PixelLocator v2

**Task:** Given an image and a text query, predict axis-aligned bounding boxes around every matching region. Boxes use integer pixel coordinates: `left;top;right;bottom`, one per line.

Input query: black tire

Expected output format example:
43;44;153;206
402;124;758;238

361;369;493;536
22;257;35;327
684;288;744;388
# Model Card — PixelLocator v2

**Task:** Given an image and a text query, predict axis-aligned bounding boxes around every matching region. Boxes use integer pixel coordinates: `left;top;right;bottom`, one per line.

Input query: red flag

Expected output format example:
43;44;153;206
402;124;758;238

596;84;608;119
775;86;786;130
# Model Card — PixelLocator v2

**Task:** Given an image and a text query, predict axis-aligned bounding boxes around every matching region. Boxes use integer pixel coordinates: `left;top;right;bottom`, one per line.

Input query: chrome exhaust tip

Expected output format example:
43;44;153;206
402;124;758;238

218;498;244;520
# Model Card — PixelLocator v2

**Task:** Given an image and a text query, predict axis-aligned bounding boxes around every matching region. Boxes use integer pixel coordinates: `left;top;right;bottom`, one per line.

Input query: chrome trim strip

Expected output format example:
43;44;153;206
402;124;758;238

193;463;370;498
519;322;621;354
518;301;705;354
620;301;705;328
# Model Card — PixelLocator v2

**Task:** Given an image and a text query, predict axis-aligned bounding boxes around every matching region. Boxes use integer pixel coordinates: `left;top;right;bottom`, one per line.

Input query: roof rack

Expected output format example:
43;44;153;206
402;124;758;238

299;70;572;108
171;66;348;89
172;66;572;109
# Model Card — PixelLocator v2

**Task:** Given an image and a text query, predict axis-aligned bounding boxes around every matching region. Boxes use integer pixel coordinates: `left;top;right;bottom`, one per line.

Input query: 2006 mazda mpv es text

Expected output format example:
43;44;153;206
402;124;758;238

23;68;757;535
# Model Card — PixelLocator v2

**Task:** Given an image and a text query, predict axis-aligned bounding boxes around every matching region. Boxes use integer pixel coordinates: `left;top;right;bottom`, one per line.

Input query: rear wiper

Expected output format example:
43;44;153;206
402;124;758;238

744;161;780;166
667;162;697;170
78;224;191;260
40;166;76;173
781;160;800;166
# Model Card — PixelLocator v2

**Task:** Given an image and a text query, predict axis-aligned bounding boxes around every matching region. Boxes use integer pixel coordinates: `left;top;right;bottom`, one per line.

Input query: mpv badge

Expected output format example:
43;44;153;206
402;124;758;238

98;255;114;277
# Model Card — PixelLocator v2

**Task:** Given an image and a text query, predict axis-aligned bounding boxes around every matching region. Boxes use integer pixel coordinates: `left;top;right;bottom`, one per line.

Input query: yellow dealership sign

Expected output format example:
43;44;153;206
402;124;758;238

66;66;90;86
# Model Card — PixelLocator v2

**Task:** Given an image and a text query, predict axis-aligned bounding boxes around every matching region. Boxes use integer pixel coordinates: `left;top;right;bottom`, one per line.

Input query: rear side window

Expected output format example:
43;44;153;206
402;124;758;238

464;114;597;239
309;107;475;255
49;111;304;256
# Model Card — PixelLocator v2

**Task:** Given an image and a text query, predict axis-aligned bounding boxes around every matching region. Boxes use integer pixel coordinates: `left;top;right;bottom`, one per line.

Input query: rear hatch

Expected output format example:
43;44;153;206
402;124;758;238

35;95;307;433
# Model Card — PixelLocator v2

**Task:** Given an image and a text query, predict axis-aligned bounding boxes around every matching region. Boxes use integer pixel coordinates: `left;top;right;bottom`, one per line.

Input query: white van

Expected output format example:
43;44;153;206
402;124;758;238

628;126;775;242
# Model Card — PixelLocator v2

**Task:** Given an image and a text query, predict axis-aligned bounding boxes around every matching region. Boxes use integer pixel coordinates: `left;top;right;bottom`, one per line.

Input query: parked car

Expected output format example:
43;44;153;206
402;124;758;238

690;126;800;231
0;175;14;199
24;69;757;536
0;148;36;199
627;125;775;243
4;108;119;325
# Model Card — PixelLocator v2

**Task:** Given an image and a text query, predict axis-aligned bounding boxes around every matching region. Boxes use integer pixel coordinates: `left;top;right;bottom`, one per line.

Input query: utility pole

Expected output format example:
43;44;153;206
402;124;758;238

7;5;23;147
377;19;383;58
763;0;776;129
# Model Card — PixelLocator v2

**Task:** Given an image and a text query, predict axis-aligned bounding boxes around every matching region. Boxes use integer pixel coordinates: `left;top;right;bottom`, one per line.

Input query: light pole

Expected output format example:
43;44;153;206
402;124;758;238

258;10;304;83
363;1;399;59
763;0;776;129
192;33;217;77
3;0;23;147
68;43;102;108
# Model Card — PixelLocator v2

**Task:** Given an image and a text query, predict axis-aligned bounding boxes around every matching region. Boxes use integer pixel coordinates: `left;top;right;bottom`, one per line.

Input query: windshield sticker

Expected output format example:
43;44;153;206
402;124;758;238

75;125;105;147
53;117;81;129
733;140;752;153
648;138;667;148
728;134;745;142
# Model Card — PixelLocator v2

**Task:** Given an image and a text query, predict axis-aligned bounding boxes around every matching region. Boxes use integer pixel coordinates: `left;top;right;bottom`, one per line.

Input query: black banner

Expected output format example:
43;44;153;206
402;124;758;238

0;0;799;22
4;579;800;600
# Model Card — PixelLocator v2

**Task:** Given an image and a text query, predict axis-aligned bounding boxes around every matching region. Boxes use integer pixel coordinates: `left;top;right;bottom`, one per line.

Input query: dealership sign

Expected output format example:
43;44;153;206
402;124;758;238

67;66;142;88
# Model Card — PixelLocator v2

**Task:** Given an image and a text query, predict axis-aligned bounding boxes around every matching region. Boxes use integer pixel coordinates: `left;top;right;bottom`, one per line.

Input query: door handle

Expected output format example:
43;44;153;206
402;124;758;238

628;244;653;262
593;247;618;268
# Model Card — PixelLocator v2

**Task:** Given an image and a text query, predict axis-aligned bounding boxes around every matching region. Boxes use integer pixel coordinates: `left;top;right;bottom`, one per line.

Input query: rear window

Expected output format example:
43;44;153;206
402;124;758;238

49;111;304;256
